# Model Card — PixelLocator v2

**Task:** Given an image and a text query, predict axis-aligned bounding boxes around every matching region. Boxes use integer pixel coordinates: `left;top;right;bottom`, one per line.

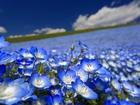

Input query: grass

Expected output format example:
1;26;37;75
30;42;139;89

5;22;140;43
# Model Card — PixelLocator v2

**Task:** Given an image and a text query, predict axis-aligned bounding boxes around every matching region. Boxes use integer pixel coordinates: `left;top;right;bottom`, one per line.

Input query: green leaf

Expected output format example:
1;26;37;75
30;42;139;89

87;100;97;105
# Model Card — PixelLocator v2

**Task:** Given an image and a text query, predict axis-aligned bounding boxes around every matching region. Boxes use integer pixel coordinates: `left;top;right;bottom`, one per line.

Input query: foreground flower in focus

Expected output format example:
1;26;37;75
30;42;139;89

0;78;37;104
29;73;51;89
80;58;102;73
72;78;98;100
58;70;78;89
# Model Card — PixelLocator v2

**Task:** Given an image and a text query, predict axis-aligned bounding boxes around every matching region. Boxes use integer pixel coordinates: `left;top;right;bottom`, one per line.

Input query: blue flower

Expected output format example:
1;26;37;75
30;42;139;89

31;96;46;105
16;48;34;59
30;46;49;60
0;78;37;105
74;68;88;82
58;70;77;88
46;95;64;105
80;58;102;73
58;60;69;68
0;36;10;49
18;68;33;77
129;85;140;97
72;78;98;100
0;52;11;64
122;82;133;93
93;78;109;92
79;41;89;52
50;77;59;86
119;100;136;105
49;87;63;96
95;67;111;82
111;79;122;91
29;73;51;89
0;64;6;76
104;100;119;105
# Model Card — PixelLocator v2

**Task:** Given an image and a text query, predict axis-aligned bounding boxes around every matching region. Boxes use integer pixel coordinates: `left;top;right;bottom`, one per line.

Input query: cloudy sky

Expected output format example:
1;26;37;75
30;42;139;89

0;0;140;37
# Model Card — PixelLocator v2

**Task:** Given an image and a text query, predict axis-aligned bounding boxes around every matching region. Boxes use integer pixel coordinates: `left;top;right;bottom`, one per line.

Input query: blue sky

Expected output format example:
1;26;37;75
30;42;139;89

0;0;139;37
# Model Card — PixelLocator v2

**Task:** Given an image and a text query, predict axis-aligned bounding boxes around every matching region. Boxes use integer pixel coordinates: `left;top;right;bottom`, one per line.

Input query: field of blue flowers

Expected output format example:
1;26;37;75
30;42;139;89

0;25;140;105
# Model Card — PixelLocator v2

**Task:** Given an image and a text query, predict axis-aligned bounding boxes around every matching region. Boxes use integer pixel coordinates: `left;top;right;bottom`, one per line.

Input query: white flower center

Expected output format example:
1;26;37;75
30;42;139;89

35;52;42;58
79;85;88;95
33;79;44;87
63;75;72;84
0;86;15;99
96;82;103;90
85;63;93;71
51;90;58;95
76;72;83;78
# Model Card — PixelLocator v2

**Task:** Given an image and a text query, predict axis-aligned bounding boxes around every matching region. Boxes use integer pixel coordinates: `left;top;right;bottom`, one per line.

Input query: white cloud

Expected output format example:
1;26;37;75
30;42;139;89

73;0;140;30
9;33;36;38
0;26;7;33
9;27;66;38
9;35;23;38
34;27;66;34
111;0;121;6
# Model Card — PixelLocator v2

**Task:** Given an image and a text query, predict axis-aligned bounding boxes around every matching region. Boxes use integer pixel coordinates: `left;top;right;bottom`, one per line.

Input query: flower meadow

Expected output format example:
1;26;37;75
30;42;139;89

0;35;140;105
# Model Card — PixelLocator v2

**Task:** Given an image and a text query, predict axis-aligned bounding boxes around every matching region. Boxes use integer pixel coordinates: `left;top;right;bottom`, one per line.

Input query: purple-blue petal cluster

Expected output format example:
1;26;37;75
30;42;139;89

0;35;139;105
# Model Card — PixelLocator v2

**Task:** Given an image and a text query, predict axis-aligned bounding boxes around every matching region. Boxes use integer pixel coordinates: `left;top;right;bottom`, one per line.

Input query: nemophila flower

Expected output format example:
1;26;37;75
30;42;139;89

49;87;63;97
16;48;34;59
125;68;134;73
102;60;109;69
109;54;116;61
128;95;140;104
58;70;77;88
95;67;110;76
46;95;64;105
107;60;117;68
127;61;133;68
0;64;6;76
79;41;89;52
29;74;51;89
93;78;109;92
49;61;59;69
18;68;33;77
30;46;49;60
111;79;122;91
0;52;11;64
119;100;136;105
120;60;127;67
50;77;59;86
122;82;134;94
72;78;98;100
84;52;96;59
72;66;88;82
129;85;140;97
65;100;74;105
120;74;128;82
105;100;119;105
17;61;34;77
100;54;106;59
58;59;69;68
0;35;10;49
17;57;34;67
0;78;37;105
134;64;140;71
80;58;102;73
31;96;46;105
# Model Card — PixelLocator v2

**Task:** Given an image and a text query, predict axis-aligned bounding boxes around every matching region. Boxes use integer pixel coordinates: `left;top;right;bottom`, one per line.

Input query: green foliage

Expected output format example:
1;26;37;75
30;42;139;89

87;100;97;105
37;63;46;74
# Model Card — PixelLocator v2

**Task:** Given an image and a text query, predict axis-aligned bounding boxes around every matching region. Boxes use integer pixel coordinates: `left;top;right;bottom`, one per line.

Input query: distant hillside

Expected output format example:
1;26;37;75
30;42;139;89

5;22;140;43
